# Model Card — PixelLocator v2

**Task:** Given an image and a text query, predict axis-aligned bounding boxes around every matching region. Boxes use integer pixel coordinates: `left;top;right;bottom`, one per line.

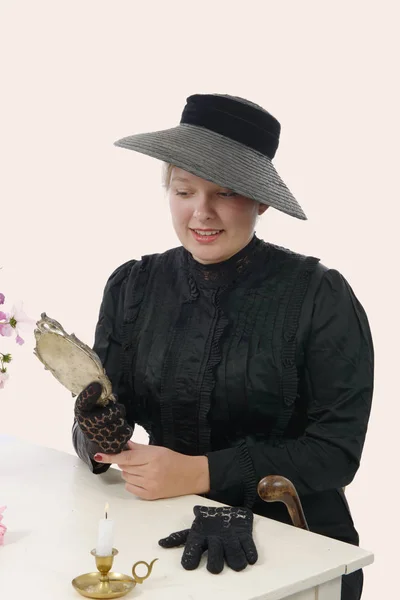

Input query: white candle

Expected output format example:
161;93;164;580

96;503;114;556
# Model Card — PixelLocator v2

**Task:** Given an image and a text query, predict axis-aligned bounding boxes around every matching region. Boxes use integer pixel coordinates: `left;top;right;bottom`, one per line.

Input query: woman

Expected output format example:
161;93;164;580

72;94;374;598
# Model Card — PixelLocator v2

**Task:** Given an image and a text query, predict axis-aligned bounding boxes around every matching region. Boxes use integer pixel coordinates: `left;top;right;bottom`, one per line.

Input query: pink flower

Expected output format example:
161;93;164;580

0;372;9;389
9;302;35;335
0;311;7;321
15;335;24;345
0;293;5;305
0;506;7;545
0;323;13;337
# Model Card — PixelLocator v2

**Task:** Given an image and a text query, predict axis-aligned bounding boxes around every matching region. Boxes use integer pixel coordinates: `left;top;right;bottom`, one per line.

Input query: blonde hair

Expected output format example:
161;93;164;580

162;162;174;190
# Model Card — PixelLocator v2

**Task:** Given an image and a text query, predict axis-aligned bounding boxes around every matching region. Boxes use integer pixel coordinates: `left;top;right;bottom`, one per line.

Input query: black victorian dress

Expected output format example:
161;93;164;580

73;235;374;600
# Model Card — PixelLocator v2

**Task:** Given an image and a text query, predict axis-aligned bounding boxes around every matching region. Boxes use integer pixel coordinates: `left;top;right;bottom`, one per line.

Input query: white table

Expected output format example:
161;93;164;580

0;435;373;600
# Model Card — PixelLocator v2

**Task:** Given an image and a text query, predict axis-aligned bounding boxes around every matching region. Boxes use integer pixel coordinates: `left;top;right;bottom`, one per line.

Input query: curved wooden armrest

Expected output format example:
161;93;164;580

257;475;309;531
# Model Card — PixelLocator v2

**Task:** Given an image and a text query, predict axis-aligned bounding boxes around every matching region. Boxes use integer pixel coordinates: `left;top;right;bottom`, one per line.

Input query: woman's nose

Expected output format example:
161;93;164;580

193;194;215;221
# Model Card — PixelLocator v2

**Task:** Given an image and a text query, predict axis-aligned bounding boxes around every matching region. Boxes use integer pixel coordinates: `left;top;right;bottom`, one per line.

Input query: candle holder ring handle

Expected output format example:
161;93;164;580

131;558;158;584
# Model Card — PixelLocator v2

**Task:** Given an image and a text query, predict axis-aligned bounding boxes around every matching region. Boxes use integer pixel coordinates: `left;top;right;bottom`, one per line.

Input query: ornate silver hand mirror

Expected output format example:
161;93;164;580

33;313;112;407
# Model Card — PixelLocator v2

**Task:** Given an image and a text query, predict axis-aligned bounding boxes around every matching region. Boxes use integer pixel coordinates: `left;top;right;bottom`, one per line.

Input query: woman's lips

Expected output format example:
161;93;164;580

190;229;224;243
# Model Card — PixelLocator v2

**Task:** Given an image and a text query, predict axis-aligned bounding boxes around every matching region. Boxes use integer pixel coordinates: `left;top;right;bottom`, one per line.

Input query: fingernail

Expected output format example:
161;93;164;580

94;454;103;462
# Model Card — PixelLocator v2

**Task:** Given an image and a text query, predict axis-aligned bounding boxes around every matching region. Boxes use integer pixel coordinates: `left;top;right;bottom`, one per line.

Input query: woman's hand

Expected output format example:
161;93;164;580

94;441;210;500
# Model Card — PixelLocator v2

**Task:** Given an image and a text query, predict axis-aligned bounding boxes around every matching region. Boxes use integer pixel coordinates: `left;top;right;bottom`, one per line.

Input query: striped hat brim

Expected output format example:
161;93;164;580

114;123;307;220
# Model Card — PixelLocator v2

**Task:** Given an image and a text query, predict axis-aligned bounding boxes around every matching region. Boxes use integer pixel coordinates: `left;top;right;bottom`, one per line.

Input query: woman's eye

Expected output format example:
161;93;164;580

174;190;237;198
219;191;238;197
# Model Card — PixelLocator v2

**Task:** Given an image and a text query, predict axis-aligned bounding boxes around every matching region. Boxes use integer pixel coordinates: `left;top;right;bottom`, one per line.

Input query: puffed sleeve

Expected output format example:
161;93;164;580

206;268;374;505
72;260;137;473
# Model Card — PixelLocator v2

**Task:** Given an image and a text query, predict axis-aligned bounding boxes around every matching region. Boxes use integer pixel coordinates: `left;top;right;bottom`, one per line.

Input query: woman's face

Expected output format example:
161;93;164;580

168;167;268;264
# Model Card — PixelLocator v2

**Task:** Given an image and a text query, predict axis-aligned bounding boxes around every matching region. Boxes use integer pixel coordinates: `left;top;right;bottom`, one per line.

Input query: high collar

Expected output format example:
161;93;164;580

186;234;265;289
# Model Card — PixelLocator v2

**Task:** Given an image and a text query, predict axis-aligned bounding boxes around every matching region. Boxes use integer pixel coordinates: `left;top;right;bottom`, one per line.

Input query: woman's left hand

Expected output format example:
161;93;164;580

93;441;210;500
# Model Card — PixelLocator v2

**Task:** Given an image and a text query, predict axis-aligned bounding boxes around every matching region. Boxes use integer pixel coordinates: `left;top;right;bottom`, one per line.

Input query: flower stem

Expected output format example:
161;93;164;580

0;353;12;373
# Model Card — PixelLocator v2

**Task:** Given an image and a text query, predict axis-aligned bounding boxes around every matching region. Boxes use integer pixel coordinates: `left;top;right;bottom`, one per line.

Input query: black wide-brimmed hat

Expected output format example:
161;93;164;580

114;93;307;220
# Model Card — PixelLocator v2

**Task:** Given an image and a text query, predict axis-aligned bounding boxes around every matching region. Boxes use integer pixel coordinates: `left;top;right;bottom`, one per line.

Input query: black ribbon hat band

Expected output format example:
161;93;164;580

180;94;281;159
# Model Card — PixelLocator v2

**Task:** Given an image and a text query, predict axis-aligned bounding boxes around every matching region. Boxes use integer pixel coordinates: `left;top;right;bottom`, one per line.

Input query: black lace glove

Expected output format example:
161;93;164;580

158;505;258;574
74;382;133;454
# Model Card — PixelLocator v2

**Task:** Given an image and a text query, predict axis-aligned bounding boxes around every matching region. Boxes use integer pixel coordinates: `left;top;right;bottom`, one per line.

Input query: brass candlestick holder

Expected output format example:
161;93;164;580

72;548;158;599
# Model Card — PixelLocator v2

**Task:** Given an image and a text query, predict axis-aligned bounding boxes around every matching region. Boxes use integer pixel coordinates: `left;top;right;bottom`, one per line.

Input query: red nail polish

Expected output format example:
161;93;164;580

94;454;103;461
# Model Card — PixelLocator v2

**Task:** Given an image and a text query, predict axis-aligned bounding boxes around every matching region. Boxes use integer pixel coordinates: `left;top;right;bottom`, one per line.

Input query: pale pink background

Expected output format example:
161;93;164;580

0;2;399;598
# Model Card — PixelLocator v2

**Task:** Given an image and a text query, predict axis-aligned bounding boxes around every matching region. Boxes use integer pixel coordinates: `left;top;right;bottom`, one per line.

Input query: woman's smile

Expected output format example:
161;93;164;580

190;228;224;243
